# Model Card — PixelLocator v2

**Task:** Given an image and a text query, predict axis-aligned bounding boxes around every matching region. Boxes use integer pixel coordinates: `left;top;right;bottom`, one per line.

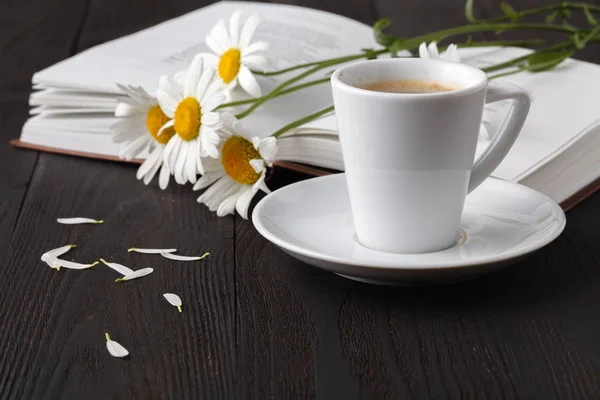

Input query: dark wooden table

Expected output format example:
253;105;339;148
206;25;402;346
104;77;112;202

2;0;600;398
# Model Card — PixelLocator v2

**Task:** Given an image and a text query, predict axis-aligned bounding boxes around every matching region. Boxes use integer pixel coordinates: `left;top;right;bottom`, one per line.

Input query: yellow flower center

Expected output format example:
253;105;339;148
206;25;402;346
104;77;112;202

174;97;202;141
221;136;262;185
146;105;175;144
218;48;241;84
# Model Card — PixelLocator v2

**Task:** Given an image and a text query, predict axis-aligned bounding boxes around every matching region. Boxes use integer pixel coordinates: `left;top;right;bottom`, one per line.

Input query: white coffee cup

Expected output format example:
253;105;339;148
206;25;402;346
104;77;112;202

331;58;530;254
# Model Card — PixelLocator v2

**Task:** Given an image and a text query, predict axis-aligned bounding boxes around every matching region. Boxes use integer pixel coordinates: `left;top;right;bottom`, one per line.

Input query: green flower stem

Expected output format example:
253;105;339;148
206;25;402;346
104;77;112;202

217;77;330;109
271;105;334;138
454;38;546;48
236;56;359;119
488;69;524;80
481;40;572;73
483;2;600;24
252;49;388;76
398;23;577;52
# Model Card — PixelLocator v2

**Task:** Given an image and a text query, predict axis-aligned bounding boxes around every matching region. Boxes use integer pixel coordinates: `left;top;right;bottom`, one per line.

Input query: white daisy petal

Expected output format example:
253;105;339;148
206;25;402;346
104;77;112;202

428;42;439;59
185;55;204;98
111;115;146;136
115;102;144;117
136;146;162;181
243;55;269;70
201;92;226;113
239;14;261;49
238;66;261;98
160;252;210;261
51;257;99;270
100;258;134;275
174;141;189;184
257;137;277;163
116;267;154;282
242;41;269;57
193;171;226;191
119;135;150;160
249;159;265;174
157;84;180;118
200;80;223;106
199;53;220;70
253;171;267;192
194;68;215;102
201;112;220;126
199;177;239;211
205;35;225;55
258;179;271;194
229;10;243;48
159;164;170;190
128;247;177;254
185;139;198;184
217;190;243;216
42;244;76;261
168;137;183;171
235;186;257;219
105;333;129;358
57;217;103;224
157;120;175;137
211;18;232;50
163;293;183;312
112;127;146;144
143;154;163;185
196;147;205;175
419;42;429;59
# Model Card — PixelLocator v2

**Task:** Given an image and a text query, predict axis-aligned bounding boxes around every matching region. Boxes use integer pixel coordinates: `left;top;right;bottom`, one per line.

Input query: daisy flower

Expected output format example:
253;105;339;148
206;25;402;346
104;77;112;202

199;10;269;99
157;55;226;185
111;84;174;189
418;42;460;62
193;113;277;219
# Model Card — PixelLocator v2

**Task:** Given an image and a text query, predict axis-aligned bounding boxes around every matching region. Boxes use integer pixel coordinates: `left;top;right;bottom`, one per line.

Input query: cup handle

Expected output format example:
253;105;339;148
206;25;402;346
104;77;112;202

467;82;531;193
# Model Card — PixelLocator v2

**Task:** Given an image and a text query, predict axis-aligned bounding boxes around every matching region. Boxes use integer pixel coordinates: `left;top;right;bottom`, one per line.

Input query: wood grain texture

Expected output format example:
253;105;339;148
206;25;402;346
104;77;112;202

0;0;91;261
1;0;600;399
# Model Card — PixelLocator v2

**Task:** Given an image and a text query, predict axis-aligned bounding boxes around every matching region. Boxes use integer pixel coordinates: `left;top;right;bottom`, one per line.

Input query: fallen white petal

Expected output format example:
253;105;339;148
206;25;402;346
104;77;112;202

127;247;177;254
105;333;129;358
163;293;183;312
57;217;103;225
116;267;154;282
41;244;76;262
50;256;99;270
160;252;210;261
100;258;134;275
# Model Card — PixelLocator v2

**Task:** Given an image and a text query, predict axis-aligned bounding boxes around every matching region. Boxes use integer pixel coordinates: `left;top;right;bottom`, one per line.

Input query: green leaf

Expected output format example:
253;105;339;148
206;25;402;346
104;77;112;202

388;39;405;56
526;50;571;72
465;0;477;23
373;18;396;48
576;24;600;49
583;5;598;26
545;11;557;24
361;48;378;60
500;2;520;22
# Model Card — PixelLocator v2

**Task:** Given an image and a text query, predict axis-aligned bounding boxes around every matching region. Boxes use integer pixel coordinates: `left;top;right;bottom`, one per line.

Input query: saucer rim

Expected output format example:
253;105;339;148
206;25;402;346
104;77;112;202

252;174;566;271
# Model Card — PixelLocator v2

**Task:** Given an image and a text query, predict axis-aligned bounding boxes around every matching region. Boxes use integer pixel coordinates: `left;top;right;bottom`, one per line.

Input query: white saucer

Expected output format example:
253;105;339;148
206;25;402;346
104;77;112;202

252;174;566;285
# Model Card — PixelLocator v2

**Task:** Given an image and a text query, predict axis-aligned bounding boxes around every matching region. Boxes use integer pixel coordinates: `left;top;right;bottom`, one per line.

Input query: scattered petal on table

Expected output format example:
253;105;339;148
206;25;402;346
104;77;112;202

115;267;154;282
127;247;177;254
41;244;76;264
160;252;210;261
46;256;98;270
57;217;104;225
100;258;134;275
105;333;129;358
163;293;183;312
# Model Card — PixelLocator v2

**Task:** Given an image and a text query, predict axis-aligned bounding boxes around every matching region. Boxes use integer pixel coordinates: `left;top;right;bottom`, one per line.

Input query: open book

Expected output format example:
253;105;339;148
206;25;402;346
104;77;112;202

14;1;600;209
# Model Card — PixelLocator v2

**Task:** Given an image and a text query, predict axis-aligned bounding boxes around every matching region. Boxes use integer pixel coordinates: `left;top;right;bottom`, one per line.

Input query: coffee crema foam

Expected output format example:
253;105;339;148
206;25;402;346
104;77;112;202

358;79;460;94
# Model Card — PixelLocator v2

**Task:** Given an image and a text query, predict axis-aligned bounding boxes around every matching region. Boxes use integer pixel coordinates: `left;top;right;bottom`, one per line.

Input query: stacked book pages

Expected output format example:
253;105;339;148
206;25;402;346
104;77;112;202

15;1;600;209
